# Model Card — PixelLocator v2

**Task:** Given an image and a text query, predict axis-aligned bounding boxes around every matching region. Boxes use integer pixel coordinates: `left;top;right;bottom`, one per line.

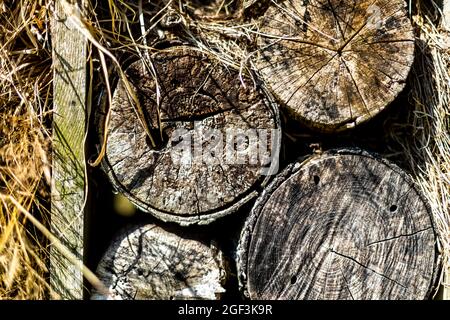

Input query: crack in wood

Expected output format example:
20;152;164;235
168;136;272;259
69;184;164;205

340;267;355;300
365;227;433;247
330;248;408;289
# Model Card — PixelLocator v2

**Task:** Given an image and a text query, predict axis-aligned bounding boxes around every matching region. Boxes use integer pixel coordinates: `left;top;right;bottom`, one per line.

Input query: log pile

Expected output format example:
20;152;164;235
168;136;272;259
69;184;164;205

92;0;440;300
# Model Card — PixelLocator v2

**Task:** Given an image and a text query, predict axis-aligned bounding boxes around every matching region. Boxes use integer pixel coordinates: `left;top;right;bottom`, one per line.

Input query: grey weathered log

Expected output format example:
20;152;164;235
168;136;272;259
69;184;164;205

238;149;438;300
254;0;415;132
91;223;228;300
100;46;281;226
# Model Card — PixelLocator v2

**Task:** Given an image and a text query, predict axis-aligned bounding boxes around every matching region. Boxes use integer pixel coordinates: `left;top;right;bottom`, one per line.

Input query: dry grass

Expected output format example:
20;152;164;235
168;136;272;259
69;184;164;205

400;0;450;296
0;0;448;299
0;0;52;299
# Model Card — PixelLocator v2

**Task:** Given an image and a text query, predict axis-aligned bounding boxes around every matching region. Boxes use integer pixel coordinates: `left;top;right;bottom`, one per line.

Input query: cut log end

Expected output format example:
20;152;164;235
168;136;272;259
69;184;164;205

238;149;438;300
254;0;415;132
101;47;280;225
92;223;228;300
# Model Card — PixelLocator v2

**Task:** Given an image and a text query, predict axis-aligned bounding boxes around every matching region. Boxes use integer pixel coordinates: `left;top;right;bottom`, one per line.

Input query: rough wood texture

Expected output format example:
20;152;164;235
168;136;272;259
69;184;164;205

50;1;87;299
238;149;438;300
254;0;415;132
101;47;281;226
91;223;228;300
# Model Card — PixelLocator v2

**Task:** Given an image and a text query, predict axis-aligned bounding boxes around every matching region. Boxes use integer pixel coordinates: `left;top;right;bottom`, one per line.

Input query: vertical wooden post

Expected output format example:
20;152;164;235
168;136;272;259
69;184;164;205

50;1;87;299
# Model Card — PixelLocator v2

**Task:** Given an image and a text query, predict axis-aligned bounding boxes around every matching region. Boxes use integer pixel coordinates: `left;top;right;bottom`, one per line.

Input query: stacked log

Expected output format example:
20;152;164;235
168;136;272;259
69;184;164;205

101;47;281;226
92;223;228;300
237;149;438;300
253;0;415;132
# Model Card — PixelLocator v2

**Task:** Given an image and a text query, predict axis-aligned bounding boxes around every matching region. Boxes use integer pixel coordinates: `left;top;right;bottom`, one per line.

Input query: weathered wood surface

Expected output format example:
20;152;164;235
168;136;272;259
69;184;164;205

50;1;87;299
238;149;438;300
254;0;415;132
92;223;228;300
101;47;281;226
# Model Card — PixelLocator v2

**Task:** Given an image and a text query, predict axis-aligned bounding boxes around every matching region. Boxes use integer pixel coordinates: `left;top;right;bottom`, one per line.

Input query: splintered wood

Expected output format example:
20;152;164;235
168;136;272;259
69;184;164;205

92;224;227;300
101;47;280;225
238;149;438;300
254;0;415;132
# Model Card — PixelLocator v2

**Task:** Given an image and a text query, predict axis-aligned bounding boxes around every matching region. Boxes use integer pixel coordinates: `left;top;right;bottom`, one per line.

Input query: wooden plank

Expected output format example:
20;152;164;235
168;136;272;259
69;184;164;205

50;0;87;299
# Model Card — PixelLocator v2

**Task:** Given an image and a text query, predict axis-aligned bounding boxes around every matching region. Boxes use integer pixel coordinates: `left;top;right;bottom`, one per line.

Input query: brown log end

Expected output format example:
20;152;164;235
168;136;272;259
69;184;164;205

238;149;438;300
254;0;415;132
101;47;281;225
92;223;228;300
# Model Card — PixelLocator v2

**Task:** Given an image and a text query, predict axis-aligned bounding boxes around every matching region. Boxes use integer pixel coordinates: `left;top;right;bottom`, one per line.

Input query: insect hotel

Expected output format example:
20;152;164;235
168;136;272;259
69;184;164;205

47;0;449;300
